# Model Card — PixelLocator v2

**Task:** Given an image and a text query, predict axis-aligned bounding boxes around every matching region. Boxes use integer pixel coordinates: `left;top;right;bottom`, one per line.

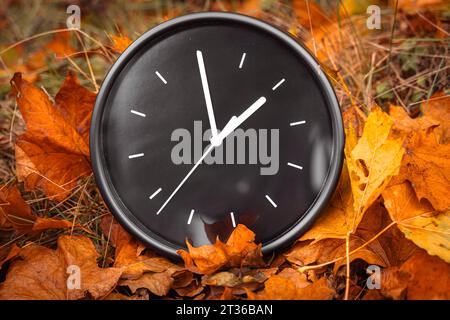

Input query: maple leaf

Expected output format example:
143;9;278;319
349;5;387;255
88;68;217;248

383;181;450;263
177;224;264;275
0;235;122;300
346;106;405;228
11;72;94;200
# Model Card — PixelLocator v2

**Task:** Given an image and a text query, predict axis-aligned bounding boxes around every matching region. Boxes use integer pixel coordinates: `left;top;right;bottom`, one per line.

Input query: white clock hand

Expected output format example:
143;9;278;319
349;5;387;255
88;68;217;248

196;50;218;139
211;96;266;146
156;144;214;215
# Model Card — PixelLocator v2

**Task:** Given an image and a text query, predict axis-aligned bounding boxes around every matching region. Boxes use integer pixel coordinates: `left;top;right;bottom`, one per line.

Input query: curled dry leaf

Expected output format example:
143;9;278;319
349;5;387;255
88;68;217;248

0;235;121;300
11;72;94;201
177;224;264;275
383;181;450;263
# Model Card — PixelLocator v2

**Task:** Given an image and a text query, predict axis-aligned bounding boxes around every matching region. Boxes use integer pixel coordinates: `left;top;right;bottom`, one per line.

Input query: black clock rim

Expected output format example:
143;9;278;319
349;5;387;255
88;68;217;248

90;11;344;260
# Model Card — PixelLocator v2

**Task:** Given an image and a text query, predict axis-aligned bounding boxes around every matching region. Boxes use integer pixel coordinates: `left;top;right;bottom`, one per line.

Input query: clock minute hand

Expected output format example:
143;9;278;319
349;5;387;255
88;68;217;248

156;144;214;215
211;96;267;146
196;50;218;138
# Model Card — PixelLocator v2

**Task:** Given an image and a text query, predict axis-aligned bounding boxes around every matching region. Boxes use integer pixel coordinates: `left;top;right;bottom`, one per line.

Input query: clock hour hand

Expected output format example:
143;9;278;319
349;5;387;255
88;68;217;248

211;96;266;146
196;50;218;139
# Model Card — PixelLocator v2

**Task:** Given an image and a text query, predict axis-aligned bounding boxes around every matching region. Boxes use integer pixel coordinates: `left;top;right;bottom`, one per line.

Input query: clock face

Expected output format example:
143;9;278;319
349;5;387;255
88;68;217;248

91;12;343;258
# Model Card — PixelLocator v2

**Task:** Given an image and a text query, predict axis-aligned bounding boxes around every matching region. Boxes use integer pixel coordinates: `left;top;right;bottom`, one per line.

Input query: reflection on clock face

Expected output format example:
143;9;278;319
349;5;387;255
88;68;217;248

96;14;340;256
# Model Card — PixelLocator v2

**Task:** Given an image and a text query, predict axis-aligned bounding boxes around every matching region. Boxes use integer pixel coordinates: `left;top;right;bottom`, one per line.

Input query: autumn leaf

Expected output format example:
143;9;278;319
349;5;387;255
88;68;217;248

100;215;188;280
11;72;93;200
383;181;450;263
0;244;67;300
422;92;450;143
0;184;35;232
110;34;133;54
346;106;405;229
247;275;335;300
120;271;173;297
0;183;73;234
0;235;122;300
397;129;450;212
380;249;450;299
178;224;264;275
290;202;396;272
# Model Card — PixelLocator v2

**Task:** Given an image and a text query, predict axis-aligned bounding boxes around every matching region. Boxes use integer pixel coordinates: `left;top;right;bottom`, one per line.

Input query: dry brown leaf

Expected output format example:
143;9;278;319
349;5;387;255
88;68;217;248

383;181;450;263
247;275;335;300
0;184;35;232
178;224;264;275
11;72;93;200
57;236;122;299
120;271;173;296
380;249;450;299
100;215;186;280
202;271;241;287
422;92;450;143
0;235;122;300
397;129;450;212
0;183;73;234
0;244;67;300
291;202;412;271
0;243;21;270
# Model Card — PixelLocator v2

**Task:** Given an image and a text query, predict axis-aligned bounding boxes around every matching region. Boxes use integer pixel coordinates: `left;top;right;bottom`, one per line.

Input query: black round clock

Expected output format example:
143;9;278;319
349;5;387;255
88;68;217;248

91;12;344;259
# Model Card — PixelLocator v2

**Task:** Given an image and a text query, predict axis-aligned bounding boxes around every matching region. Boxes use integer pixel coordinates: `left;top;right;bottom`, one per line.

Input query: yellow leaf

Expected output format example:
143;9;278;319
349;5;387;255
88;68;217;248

346;106;404;229
383;182;450;263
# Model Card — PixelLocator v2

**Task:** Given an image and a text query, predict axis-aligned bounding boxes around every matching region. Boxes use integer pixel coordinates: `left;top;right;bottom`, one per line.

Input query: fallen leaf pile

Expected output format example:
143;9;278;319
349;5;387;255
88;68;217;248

0;0;449;300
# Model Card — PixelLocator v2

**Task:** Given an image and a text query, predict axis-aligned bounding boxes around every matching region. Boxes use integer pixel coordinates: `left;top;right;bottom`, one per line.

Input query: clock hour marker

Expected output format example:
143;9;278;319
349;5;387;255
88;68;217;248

149;187;162;199
128;153;144;159
265;195;278;208
272;78;285;91
290;120;306;126
230;212;236;228
287;162;303;170
187;209;195;225
155;71;167;84
130;109;146;117
239;52;246;69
